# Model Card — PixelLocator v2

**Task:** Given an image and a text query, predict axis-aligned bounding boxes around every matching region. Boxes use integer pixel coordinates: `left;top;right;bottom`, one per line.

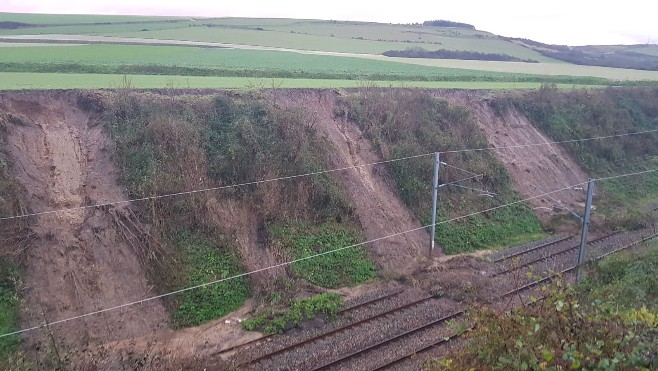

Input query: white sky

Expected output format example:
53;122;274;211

2;0;656;46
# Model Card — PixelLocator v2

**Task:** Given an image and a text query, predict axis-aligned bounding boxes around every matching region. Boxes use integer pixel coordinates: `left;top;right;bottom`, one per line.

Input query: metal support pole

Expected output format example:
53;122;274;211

577;179;595;283
430;152;440;257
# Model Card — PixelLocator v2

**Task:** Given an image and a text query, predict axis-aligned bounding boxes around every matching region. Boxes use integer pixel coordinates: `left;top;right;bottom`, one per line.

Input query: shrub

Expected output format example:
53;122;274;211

242;293;342;334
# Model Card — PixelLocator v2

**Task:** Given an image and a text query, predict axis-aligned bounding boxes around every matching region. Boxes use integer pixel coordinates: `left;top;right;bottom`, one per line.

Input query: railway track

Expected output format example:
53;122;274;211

218;289;404;356
492;235;572;264
229;231;657;370
493;232;621;277
373;232;658;370
235;292;438;368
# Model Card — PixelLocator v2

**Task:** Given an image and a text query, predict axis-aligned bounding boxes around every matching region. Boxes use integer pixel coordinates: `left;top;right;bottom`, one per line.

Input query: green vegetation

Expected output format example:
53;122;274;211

269;223;375;288
336;90;543;253
0;262;20;362
3;12;658;87
0;115;27;364
0;44;632;85
242;293;342;334
580;239;658;309
173;233;249;327
494;85;658;229
434;241;658;370
105;91;368;325
0;72;616;90
0;13;549;60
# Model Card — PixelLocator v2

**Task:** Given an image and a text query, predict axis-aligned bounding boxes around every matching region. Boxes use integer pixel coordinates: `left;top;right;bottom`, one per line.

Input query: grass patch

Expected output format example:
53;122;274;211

435;206;546;254
242;292;342;334
579;239;658;309
269;223;375;288
0;262;21;362
172;233;249;328
337;90;544;254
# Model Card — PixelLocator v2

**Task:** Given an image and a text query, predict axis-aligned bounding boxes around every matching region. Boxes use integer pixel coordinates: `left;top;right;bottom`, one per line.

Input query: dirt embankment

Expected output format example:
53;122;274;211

271;90;432;274
436;90;589;224
0;92;169;360
0;88;590;367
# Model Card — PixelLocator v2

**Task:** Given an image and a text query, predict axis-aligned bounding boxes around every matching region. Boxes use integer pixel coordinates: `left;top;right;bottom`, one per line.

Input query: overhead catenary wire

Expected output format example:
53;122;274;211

0;128;656;222
2;167;658;339
0;180;592;339
440;128;658;154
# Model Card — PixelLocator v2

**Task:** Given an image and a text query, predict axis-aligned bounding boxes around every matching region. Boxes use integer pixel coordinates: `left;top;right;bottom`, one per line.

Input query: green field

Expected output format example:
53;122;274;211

1;12;658;88
0;13;552;61
0;44;627;85
0;72;594;89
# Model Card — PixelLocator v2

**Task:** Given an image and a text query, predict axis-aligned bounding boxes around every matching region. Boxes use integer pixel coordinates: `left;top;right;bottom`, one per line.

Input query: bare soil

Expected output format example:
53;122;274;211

270;89;432;274
436;91;589;225
0;91;168;362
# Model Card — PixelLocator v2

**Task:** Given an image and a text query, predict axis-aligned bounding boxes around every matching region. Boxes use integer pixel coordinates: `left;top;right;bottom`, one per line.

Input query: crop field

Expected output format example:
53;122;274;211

0;13;551;60
0;44;623;85
0;71;589;89
1;13;658;88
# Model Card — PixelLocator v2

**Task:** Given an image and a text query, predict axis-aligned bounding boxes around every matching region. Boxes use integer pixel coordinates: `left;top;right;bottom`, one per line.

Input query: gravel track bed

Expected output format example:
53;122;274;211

386;336;465;371
494;236;579;272
489;234;571;261
383;230;657;370
232;229;657;370
340;284;404;311
328;312;458;371
496;228;656;289
230;288;429;368
246;297;455;370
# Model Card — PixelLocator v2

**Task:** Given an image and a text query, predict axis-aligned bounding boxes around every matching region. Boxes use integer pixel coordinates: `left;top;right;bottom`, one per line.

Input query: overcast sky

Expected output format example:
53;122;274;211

3;0;656;46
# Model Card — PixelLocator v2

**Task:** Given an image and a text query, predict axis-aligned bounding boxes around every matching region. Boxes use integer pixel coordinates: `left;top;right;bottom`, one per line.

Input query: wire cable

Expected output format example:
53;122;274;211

0;128;655;222
441;129;658;155
0;180;590;339
448;183;497;196
595;168;658;182
0;152;434;221
438;174;483;188
3;166;658;338
440;162;481;177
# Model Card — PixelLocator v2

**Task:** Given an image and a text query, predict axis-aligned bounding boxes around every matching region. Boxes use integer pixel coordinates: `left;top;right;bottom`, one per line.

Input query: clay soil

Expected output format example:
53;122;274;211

0;91;169;363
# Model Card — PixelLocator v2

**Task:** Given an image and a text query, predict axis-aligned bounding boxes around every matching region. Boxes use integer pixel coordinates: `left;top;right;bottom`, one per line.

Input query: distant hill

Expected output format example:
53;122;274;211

422;20;475;29
505;37;658;71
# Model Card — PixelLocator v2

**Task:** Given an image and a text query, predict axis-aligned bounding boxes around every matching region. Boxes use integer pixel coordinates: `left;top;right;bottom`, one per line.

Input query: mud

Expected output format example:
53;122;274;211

0;91;169;361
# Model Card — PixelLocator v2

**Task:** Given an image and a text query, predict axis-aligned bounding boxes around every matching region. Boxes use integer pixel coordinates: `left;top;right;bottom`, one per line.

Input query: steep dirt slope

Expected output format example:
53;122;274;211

437;91;589;223
205;197;284;289
0;92;168;358
271;90;432;274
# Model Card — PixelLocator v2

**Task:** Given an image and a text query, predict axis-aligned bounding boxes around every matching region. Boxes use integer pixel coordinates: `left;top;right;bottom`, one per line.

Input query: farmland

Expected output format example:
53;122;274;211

1;13;658;88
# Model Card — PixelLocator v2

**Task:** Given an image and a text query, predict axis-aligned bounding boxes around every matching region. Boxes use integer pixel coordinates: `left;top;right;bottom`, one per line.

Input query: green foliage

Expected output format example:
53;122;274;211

105;91;368;329
499;86;658;227
435;205;546;254
172;233;249;328
337;90;543;253
242;293;342;334
0;262;21;362
579;240;658;309
433;244;658;370
269;223;375;288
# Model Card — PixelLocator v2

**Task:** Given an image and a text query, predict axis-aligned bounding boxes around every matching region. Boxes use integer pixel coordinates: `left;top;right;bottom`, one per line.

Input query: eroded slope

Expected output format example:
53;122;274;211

0;92;168;360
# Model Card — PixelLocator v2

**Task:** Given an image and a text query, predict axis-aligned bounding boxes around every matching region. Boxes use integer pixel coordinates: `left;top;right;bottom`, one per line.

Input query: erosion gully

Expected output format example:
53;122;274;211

225;229;657;370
